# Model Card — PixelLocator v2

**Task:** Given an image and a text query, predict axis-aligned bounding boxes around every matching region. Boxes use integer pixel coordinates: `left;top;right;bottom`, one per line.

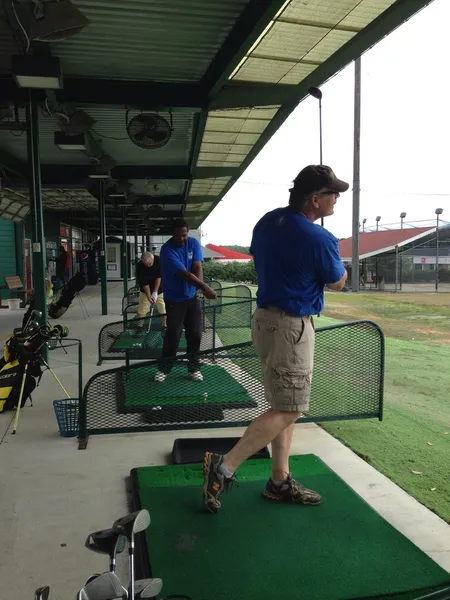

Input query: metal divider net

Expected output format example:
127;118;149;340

122;287;140;313
83;320;384;441
99;297;256;364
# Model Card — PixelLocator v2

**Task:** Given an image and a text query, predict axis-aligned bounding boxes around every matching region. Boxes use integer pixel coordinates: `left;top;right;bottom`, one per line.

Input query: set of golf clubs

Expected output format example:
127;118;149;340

34;509;192;600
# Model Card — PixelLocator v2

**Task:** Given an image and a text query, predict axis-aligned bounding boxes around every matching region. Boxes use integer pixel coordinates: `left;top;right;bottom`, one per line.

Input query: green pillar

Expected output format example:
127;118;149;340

134;226;138;270
14;222;25;284
98;181;108;315
122;206;128;295
26;90;47;330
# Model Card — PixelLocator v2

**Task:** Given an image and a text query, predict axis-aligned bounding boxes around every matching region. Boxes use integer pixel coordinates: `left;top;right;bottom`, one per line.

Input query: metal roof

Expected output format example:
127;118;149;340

0;0;435;236
339;227;437;261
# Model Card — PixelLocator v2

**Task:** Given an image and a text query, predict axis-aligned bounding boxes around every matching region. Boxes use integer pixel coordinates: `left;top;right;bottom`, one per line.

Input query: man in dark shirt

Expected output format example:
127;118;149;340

135;251;166;335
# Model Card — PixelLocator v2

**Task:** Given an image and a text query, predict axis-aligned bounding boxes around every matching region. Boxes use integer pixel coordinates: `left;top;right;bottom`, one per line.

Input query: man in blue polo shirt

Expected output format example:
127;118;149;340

154;219;217;382
203;164;349;513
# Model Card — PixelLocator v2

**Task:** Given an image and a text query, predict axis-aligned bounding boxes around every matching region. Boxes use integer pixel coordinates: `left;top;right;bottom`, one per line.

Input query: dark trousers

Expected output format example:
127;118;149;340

159;297;202;374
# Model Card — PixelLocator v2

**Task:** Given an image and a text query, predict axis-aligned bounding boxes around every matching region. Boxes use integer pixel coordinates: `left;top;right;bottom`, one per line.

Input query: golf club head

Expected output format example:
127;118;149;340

135;578;163;598
35;586;50;600
85;528;126;557
32;310;43;319
112;509;150;538
308;86;322;100
78;572;124;600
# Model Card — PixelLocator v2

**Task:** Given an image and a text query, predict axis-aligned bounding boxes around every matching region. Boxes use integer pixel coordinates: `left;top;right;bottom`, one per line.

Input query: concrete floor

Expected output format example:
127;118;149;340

0;282;449;600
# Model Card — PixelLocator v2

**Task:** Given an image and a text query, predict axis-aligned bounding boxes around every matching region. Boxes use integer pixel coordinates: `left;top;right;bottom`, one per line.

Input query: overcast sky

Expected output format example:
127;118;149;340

202;0;450;247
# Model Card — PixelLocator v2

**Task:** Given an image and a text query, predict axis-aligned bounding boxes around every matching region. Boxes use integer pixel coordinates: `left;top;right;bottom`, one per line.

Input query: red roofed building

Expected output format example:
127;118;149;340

339;227;436;260
338;225;450;290
206;244;252;263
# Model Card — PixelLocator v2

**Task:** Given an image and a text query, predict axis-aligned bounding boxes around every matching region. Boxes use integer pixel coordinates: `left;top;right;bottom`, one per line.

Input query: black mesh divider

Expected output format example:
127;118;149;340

82;320;384;443
99;299;256;364
122;288;140;313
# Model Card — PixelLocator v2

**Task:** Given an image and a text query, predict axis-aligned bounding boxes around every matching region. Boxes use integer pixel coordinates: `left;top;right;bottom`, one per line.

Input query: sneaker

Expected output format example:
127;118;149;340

189;371;203;382
203;452;236;514
263;474;321;505
153;371;167;383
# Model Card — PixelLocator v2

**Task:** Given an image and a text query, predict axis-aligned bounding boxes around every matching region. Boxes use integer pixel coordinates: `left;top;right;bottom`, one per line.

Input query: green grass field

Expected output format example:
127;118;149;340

219;284;450;523
322;292;450;523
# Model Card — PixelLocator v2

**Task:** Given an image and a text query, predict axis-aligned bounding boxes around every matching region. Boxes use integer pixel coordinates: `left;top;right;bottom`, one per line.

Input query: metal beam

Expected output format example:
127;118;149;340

27;165;238;185
183;109;208;209
210;82;298;110
200;0;288;99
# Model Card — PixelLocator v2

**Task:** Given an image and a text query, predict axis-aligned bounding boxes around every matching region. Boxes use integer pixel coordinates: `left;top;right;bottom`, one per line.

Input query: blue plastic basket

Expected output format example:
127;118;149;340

53;398;79;438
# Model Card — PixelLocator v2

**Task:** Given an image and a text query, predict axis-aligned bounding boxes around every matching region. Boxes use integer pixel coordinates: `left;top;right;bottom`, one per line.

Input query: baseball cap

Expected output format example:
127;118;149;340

291;165;349;194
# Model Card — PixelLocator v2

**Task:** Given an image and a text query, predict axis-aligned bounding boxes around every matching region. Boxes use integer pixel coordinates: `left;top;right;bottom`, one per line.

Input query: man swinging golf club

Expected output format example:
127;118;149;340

135;252;166;336
203;165;349;513
154;219;217;383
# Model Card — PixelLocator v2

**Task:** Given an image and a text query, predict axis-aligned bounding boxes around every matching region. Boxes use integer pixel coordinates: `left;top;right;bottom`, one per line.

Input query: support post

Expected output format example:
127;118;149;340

351;56;361;293
146;234;150;251
98;180;108;315
26;90;47;333
134;226;138;271
395;245;399;293
435;217;440;293
122;206;128;296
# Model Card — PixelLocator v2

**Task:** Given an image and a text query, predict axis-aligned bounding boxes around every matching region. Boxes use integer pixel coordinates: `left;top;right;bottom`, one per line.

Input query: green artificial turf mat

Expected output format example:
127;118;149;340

133;455;450;600
119;364;256;410
110;329;187;351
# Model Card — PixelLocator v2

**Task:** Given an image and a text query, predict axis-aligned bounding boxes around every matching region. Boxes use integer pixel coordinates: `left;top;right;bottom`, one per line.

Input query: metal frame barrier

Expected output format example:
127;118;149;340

98;298;256;365
80;320;385;448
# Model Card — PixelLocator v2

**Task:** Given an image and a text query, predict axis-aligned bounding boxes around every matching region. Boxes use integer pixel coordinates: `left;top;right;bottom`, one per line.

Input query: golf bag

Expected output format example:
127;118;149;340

0;337;42;412
48;271;86;319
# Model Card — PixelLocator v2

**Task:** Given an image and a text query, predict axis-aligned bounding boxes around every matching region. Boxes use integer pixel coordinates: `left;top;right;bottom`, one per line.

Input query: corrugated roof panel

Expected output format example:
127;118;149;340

233;56;297;82
280;0;359;24
51;0;250;82
278;62;317;84
255;22;327;60
190;177;231;195
302;29;356;63
209;107;279;120
340;1;397;29
199;143;252;155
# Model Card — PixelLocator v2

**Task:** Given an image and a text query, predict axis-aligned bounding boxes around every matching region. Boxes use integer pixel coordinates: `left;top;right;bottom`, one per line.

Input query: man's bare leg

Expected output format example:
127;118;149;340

223;409;300;474
270;423;295;481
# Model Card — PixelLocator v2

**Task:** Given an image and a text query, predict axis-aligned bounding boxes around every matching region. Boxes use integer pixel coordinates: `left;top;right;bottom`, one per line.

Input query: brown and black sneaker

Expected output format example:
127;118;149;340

263;473;321;505
203;452;236;513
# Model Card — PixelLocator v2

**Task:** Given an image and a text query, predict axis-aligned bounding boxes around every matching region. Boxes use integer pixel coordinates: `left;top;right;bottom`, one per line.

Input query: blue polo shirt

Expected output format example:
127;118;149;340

250;207;345;316
160;237;203;301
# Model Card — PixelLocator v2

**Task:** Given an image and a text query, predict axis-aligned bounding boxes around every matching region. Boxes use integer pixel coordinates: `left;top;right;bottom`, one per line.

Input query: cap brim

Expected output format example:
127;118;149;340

332;178;349;193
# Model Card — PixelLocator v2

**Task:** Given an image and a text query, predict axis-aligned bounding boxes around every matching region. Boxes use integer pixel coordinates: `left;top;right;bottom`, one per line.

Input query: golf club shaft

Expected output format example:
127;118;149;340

146;304;155;334
129;538;135;600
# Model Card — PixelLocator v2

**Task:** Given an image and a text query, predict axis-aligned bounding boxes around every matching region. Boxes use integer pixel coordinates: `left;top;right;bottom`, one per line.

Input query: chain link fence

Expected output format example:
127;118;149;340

81;320;384;445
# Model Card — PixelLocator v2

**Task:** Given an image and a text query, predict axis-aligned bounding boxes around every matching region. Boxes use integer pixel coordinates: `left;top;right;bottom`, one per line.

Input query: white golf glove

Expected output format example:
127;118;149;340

151;292;158;302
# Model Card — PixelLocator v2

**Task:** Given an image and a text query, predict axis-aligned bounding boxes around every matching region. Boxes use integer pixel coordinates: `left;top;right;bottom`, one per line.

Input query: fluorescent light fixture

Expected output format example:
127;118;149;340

54;131;86;151
29;0;90;43
88;174;110;179
109;193;126;198
12;54;63;90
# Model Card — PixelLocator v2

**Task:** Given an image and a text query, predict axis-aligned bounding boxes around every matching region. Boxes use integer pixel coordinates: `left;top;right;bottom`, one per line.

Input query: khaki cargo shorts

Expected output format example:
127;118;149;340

251;307;315;413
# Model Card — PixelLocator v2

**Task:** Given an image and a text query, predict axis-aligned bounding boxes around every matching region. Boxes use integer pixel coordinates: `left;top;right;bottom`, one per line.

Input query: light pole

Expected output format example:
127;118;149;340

308;86;324;227
376;216;381;231
400;212;406;229
362;218;367;232
435;208;443;292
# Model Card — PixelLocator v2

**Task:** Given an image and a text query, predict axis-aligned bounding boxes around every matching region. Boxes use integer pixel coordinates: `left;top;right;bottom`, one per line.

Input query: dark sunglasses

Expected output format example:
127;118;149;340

319;190;340;198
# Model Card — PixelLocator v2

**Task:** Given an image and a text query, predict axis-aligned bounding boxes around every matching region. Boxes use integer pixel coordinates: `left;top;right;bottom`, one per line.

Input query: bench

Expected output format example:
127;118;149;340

1;276;28;307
